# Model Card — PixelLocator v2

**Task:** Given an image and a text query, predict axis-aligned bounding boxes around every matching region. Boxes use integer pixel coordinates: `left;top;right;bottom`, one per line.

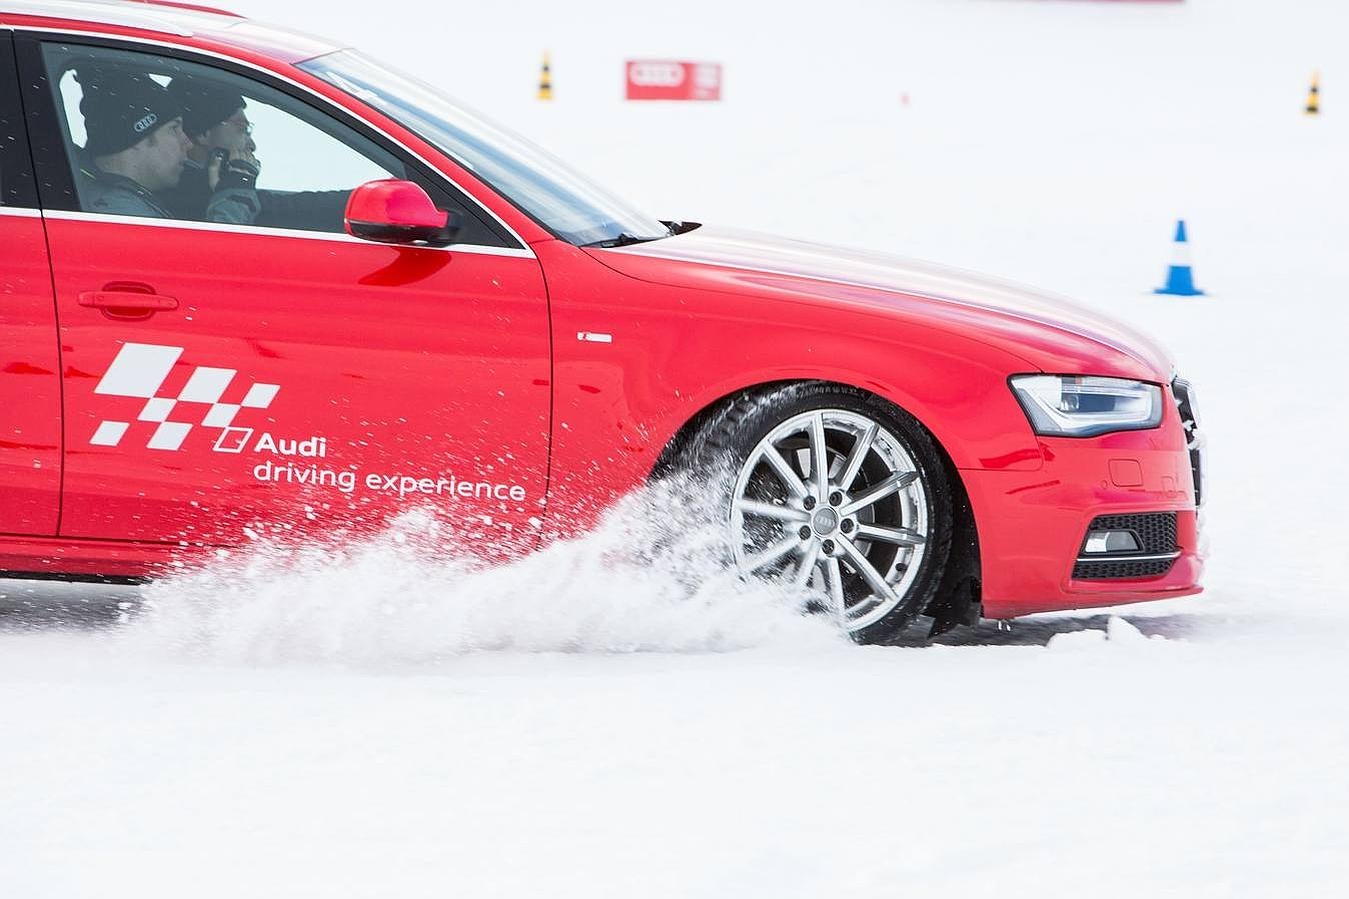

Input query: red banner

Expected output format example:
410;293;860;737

625;61;723;101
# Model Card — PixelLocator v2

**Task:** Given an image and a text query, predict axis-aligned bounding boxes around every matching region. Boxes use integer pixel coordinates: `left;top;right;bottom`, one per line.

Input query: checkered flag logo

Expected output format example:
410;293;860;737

89;343;280;452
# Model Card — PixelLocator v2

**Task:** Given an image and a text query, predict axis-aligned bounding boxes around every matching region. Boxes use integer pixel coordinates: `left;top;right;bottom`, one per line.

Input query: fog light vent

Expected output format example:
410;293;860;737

1073;512;1179;580
1084;529;1142;554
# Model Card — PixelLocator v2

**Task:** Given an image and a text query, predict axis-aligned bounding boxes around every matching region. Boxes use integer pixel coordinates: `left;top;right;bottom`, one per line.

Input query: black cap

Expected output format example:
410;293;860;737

167;78;246;141
79;69;183;157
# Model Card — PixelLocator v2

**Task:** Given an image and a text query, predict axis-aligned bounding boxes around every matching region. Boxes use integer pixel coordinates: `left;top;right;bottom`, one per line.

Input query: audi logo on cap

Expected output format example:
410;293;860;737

628;62;686;88
133;112;159;133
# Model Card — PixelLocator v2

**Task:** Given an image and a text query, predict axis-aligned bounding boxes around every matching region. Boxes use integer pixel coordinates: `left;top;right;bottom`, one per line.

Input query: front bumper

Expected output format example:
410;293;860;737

961;383;1204;618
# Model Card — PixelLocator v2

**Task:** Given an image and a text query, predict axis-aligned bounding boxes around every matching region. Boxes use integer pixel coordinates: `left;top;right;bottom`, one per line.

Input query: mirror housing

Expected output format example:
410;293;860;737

344;179;460;247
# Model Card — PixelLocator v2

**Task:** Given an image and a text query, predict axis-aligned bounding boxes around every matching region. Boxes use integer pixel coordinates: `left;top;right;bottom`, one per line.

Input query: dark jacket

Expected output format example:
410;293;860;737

80;168;175;218
157;158;212;220
160;159;347;231
79;160;258;223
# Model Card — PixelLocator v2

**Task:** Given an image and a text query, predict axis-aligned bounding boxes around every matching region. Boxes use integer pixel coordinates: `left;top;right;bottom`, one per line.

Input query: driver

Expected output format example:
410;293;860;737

161;76;352;232
161;78;261;223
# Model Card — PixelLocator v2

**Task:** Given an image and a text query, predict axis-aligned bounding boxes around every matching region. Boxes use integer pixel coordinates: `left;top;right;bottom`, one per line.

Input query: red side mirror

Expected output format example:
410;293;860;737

344;179;458;246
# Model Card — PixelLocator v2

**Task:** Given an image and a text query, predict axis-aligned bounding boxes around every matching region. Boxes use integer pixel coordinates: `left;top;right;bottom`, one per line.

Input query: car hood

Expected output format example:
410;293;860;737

592;226;1174;381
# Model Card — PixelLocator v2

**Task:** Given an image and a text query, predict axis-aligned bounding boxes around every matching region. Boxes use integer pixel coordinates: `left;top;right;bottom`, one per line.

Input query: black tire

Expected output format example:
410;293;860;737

676;382;954;645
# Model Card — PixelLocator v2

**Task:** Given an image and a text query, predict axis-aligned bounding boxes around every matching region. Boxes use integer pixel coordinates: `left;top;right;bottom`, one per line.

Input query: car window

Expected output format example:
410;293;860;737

35;41;507;244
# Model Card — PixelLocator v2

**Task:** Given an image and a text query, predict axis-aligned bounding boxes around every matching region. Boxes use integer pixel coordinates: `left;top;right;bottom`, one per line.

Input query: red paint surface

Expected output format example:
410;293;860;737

46;217;551;548
0;215;63;537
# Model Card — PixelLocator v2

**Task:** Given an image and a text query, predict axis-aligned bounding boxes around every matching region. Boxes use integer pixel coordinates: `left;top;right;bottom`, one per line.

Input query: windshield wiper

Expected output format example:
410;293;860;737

581;230;672;249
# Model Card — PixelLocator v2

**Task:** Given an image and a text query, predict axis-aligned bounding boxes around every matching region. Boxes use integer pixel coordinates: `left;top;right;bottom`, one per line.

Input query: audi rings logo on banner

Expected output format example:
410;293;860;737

625;60;722;101
628;61;686;88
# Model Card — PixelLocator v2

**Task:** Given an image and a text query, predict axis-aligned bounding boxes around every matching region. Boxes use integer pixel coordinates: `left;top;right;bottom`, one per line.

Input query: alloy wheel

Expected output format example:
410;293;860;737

729;408;930;632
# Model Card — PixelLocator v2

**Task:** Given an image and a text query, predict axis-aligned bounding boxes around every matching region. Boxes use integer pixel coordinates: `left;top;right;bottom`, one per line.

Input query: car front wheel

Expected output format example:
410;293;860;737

680;383;954;644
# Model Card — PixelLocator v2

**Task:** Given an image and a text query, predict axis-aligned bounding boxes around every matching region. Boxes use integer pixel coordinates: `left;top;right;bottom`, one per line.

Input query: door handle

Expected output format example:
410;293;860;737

79;290;179;312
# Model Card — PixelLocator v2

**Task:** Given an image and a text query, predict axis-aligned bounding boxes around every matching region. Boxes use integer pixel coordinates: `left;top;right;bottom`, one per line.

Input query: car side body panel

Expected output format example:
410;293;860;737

0;216;64;539
0;532;180;579
43;215;552;548
537;239;1046;534
0;30;62;537
11;25;555;550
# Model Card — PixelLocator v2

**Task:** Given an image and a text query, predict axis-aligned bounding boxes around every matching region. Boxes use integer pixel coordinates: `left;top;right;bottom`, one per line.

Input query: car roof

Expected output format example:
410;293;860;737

0;0;342;63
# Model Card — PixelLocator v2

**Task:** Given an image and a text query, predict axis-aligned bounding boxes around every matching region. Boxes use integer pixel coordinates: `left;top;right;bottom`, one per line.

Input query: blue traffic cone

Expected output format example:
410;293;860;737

1154;219;1205;296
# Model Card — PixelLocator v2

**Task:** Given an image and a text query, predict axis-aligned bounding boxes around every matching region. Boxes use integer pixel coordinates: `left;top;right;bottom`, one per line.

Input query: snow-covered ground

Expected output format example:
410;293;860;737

3;0;1348;895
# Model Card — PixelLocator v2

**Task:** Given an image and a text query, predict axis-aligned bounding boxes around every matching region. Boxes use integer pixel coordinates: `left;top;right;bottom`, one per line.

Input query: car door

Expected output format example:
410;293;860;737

19;34;551;550
0;30;62;538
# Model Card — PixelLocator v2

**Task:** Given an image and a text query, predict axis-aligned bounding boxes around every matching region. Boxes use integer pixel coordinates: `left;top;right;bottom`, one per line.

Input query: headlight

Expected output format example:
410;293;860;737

1009;375;1163;437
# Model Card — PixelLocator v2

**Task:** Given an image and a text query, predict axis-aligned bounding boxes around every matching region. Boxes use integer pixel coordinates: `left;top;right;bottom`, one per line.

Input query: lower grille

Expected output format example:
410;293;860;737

1073;557;1176;580
1073;512;1178;580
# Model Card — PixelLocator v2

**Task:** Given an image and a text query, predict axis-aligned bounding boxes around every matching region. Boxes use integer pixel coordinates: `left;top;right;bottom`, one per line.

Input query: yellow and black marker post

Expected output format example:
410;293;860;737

1306;72;1320;115
538;53;553;101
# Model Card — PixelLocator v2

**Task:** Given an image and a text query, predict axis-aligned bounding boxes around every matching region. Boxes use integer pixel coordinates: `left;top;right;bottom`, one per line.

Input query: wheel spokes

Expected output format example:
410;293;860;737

793;540;822;588
742;534;802;573
735;498;810;523
839;470;917;517
808;413;830;498
837;536;899;605
762;445;809;498
823;556;846;622
835;422;877;492
855;523;926;547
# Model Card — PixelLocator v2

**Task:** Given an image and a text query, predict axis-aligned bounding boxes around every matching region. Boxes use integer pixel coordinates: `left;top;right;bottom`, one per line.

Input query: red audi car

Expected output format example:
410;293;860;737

0;0;1203;642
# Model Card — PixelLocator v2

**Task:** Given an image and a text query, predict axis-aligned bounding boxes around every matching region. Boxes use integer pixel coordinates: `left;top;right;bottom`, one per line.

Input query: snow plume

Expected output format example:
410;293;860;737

124;479;839;665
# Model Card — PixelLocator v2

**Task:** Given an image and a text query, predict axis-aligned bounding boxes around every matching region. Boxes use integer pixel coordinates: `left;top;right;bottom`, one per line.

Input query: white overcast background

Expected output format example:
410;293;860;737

3;1;1348;897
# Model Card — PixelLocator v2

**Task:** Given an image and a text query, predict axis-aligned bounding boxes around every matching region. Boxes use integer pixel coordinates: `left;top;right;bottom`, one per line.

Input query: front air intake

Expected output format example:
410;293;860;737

1072;512;1179;580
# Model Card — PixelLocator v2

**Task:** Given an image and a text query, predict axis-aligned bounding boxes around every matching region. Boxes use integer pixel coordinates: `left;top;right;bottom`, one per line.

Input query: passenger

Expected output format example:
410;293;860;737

76;69;258;222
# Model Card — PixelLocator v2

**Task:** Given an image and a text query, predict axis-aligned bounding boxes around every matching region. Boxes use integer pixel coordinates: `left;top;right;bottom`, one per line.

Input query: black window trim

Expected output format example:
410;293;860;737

11;27;531;253
0;29;40;209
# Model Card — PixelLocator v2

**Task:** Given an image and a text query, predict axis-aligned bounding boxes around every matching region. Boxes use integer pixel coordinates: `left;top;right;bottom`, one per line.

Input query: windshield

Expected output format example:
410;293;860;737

299;50;671;247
